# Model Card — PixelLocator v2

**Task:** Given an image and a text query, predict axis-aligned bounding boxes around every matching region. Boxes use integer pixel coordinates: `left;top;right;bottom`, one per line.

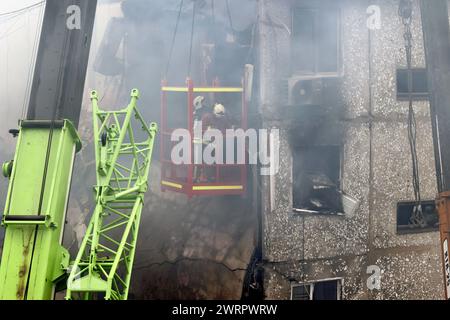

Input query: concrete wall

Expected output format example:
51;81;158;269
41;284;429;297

259;0;444;300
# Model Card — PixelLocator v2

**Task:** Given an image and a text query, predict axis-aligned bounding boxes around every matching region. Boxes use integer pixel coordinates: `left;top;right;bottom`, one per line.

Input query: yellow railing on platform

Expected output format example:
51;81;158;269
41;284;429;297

162;87;243;93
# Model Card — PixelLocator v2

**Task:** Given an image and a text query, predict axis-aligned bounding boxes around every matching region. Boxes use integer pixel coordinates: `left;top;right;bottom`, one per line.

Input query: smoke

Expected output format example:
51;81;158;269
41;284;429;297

88;0;258;159
0;0;259;299
70;2;260;299
0;1;45;141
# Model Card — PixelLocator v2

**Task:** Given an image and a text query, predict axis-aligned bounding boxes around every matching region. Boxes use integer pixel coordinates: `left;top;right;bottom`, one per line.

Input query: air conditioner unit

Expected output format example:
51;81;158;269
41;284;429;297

279;76;339;107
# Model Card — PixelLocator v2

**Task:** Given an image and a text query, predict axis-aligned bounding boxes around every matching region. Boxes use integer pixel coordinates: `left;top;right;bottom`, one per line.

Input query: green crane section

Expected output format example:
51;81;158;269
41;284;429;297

66;89;157;300
0;120;81;299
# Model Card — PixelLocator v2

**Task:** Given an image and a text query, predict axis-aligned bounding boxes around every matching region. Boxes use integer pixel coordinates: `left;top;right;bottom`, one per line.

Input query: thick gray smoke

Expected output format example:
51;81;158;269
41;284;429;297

0;0;259;299
72;0;260;299
91;0;257;125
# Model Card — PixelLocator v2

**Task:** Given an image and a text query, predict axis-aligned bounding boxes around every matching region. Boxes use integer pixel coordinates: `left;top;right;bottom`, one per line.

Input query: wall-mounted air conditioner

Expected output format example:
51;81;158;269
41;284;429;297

280;76;339;107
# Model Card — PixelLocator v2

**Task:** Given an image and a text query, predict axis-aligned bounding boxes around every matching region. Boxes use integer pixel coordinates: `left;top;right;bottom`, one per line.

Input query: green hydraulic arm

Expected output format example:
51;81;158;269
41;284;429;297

66;89;157;300
0;120;80;299
0;0;97;300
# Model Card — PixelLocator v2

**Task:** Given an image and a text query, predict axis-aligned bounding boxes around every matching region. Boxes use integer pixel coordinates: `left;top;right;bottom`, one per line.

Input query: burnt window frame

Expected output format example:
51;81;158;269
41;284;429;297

396;200;439;235
291;145;343;215
396;68;429;101
291;278;343;300
291;4;342;76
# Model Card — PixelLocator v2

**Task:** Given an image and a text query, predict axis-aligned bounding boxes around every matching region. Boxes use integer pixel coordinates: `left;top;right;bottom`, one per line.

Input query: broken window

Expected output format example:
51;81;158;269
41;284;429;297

397;200;439;234
292;146;343;214
291;279;342;300
396;68;429;100
291;7;340;74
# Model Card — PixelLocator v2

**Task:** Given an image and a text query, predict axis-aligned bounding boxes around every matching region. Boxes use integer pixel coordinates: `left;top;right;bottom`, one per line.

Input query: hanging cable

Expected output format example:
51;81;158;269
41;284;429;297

211;0;216;46
301;215;306;283
21;2;44;119
165;0;184;78
0;14;23;39
245;2;259;64
225;0;235;35
399;0;426;228
187;0;197;76
0;11;26;24
0;1;45;17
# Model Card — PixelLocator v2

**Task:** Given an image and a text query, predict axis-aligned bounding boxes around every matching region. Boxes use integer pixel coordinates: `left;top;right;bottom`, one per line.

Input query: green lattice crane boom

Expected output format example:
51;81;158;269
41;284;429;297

66;89;157;300
0;1;158;300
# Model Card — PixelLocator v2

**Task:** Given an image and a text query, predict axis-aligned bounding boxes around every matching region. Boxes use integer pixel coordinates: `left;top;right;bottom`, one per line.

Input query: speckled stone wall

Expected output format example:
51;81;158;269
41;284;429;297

259;0;444;300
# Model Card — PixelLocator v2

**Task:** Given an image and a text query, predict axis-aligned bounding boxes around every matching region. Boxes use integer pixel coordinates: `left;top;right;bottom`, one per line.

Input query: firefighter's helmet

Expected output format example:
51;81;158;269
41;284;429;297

193;96;205;110
213;103;225;117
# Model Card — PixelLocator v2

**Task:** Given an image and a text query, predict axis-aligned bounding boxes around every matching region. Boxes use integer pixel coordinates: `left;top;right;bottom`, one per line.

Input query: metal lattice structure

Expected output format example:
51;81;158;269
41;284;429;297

66;89;157;300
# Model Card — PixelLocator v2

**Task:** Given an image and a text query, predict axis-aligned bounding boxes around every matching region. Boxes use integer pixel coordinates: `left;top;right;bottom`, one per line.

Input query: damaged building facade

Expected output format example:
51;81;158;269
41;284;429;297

257;0;444;300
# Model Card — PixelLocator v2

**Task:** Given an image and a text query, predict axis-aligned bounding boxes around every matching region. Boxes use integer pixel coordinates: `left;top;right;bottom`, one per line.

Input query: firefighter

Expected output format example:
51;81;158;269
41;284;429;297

193;96;206;182
201;103;233;134
196;103;234;182
193;96;206;128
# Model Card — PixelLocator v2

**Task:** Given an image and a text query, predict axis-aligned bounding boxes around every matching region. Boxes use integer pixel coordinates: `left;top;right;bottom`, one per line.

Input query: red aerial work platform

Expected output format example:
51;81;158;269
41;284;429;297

160;78;248;197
